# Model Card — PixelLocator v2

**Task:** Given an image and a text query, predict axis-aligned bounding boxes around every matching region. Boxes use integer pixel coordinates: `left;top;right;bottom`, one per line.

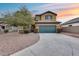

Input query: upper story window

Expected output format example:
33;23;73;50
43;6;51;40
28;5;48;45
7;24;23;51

45;15;52;20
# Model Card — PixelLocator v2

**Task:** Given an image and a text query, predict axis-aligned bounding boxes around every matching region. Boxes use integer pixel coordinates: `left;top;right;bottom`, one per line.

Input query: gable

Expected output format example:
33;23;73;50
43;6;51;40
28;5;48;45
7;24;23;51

35;11;57;21
41;13;56;16
40;11;57;16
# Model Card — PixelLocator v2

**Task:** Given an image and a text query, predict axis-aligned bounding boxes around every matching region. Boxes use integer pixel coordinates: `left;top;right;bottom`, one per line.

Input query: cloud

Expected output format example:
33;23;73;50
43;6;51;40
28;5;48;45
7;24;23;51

32;3;79;13
32;3;79;23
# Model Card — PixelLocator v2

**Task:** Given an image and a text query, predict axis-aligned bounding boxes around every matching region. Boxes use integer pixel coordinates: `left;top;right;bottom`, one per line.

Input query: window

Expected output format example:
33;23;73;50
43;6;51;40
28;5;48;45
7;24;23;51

45;15;52;20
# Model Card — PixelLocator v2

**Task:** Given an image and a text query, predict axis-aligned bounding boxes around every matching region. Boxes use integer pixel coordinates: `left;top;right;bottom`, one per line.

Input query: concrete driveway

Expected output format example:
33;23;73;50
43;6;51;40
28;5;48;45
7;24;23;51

11;33;79;56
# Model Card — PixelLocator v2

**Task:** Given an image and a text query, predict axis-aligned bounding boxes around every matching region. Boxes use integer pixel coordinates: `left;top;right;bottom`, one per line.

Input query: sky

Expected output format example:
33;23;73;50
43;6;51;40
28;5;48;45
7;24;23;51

0;3;79;23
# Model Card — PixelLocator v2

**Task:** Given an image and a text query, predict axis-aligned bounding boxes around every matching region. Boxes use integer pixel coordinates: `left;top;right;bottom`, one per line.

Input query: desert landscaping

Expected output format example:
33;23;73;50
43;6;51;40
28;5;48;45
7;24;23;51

0;32;39;56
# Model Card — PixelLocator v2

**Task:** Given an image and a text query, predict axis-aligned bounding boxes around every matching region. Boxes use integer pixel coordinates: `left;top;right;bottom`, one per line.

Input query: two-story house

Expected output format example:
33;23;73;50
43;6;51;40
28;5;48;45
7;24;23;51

33;11;61;33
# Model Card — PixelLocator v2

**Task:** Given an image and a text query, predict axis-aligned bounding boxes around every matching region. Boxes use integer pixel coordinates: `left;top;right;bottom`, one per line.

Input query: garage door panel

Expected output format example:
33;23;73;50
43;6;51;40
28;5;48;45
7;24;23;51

39;25;56;33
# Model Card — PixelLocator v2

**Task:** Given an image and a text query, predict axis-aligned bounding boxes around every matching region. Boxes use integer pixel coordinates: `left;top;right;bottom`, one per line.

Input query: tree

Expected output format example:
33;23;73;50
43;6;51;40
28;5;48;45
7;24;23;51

4;6;33;29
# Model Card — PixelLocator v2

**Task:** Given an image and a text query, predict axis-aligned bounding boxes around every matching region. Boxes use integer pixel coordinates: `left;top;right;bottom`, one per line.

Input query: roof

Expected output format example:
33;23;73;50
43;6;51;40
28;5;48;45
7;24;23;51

35;11;57;16
62;17;79;25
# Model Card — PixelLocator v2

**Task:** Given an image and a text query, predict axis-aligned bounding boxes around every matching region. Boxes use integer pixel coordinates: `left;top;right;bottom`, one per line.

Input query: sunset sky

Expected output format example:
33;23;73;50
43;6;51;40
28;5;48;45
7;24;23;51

0;3;79;23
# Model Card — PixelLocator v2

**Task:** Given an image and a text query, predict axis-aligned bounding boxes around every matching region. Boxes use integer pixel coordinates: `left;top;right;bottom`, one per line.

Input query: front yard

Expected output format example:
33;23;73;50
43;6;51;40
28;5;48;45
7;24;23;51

0;32;39;56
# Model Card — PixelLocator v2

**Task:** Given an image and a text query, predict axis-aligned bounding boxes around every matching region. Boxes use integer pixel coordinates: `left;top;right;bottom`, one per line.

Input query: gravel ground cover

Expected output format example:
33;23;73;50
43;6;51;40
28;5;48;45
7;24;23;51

0;32;39;56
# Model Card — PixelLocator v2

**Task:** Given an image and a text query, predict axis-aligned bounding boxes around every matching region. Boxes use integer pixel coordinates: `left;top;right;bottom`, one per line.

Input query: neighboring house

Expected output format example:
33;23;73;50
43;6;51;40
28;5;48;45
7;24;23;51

62;17;79;33
0;18;9;31
33;11;61;33
0;21;18;32
0;21;9;32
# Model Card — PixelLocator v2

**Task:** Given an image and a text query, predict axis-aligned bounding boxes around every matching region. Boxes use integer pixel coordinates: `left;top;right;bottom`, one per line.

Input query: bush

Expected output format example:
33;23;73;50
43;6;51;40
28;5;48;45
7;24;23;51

19;29;29;34
34;28;38;33
4;29;9;33
57;29;61;33
23;29;29;33
19;30;24;34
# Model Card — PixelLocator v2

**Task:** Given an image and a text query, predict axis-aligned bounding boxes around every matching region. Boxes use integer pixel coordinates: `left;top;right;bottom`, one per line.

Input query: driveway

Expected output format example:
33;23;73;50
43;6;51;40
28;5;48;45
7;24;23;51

11;33;79;56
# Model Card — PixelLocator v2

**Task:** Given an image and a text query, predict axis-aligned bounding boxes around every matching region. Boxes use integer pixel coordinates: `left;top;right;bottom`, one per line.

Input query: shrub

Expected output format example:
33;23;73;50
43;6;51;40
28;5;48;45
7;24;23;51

19;30;24;34
23;29;29;33
19;29;29;34
4;29;9;33
34;28;38;33
57;29;61;33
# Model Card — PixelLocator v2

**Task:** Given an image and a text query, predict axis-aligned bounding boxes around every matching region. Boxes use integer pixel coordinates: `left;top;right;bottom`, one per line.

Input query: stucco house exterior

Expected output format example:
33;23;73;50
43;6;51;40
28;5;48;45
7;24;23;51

62;17;79;33
33;11;61;33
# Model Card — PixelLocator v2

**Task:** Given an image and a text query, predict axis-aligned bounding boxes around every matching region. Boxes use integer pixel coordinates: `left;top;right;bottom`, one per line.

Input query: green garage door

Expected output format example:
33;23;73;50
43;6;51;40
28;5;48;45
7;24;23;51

39;25;56;33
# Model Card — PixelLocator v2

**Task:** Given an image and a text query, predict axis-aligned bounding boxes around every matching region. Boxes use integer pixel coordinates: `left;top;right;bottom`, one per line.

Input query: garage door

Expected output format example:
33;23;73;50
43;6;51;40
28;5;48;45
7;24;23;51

39;25;56;33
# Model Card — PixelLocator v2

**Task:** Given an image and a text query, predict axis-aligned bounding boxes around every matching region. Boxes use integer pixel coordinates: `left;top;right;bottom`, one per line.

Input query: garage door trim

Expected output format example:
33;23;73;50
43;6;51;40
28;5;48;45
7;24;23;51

39;25;56;33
